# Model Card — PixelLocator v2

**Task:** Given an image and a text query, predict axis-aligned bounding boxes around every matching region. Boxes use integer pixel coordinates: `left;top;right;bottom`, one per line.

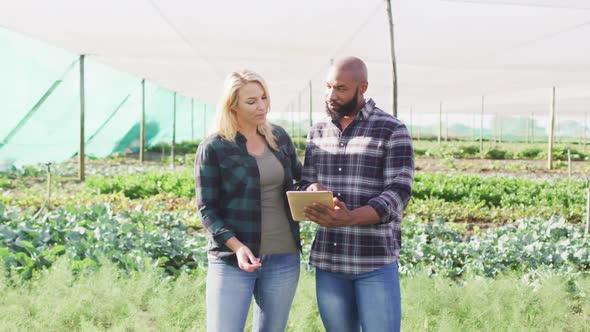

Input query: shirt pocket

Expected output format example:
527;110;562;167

219;155;249;192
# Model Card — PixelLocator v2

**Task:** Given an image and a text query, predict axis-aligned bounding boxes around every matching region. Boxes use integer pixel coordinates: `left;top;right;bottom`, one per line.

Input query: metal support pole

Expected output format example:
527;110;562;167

140;79;146;163
298;92;302;149
309;81;313;128
45;162;52;210
445;112;449;142
524;117;530;144
171;92;177;168
79;54;86;182
385;0;398;117
438;101;442;145
548;87;556;170
531;112;535;143
584;113;587;152
568;149;572;177
480;95;484;159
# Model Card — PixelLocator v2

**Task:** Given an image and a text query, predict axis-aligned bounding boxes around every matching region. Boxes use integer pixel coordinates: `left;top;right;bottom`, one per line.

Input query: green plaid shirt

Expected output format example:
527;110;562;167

194;125;305;264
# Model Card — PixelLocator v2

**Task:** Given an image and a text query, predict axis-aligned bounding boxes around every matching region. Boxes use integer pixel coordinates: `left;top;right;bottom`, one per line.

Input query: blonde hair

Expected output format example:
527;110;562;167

214;69;278;151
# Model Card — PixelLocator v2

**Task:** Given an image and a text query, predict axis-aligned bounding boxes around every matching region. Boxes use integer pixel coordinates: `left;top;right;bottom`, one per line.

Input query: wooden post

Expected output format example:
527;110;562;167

140;79;146;164
568;149;572;177
480;95;484;159
548;87;556;170
385;0;398;117
171;92;176;168
438;101;442;145
79;54;86;182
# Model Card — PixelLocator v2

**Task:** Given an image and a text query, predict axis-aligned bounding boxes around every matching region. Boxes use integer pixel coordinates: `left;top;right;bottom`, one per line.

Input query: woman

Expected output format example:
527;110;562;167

194;69;303;332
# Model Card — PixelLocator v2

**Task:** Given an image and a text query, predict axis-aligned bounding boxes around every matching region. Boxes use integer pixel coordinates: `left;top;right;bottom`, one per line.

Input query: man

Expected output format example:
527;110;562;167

302;56;414;332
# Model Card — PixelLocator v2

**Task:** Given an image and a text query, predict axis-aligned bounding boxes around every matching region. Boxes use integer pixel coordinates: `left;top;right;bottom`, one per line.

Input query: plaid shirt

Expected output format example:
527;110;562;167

303;98;414;274
194;125;303;265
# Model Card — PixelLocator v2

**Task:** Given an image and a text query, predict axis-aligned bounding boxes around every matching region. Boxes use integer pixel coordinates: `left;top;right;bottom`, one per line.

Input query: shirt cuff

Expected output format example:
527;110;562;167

367;198;391;224
213;230;236;244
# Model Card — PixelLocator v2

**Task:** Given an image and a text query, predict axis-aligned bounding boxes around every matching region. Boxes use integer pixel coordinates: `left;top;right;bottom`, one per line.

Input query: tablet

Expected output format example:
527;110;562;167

286;191;333;221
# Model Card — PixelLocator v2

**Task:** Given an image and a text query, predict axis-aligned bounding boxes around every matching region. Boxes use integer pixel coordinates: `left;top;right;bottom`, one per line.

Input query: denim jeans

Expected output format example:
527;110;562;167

315;262;401;332
206;253;300;332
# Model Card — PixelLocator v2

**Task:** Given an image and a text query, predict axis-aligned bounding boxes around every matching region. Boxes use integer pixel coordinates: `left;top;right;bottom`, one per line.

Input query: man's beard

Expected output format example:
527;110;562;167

325;88;359;122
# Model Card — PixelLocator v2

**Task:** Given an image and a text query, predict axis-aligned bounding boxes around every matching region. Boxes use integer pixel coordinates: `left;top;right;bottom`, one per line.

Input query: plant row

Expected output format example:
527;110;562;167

2;203;588;280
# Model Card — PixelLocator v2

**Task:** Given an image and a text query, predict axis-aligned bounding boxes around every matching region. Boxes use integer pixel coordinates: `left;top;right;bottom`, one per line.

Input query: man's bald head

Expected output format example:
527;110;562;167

332;56;368;83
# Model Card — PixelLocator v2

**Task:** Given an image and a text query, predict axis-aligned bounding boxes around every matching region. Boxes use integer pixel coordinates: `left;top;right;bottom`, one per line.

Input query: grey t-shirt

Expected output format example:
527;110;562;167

253;146;298;255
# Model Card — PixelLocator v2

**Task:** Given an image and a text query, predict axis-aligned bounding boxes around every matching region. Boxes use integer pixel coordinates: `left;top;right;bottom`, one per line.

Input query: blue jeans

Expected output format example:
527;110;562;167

206;253;300;332
315;262;401;332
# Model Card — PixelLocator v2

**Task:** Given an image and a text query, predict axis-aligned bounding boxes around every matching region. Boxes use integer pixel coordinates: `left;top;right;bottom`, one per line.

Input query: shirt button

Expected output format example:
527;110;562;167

333;243;337;247
338;167;342;171
337;193;341;197
340;143;344;147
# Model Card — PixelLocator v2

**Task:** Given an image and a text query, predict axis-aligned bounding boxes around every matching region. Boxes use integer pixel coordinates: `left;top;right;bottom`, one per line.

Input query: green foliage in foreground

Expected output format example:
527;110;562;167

0;258;588;331
2;202;589;280
0;204;207;279
401;216;590;279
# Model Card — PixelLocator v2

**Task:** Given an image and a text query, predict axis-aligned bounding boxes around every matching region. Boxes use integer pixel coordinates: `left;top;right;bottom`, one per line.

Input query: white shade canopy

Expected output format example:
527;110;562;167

1;0;589;116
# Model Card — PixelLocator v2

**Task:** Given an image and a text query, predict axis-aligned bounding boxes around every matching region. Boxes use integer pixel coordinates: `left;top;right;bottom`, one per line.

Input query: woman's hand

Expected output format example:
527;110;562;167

235;245;262;272
226;237;262;272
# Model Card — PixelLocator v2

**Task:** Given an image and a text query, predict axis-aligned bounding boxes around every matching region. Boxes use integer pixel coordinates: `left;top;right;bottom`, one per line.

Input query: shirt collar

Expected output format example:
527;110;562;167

358;98;375;121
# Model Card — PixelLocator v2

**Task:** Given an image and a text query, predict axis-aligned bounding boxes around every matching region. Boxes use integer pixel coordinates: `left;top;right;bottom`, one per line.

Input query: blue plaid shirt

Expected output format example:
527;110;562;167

194;125;303;265
302;98;414;274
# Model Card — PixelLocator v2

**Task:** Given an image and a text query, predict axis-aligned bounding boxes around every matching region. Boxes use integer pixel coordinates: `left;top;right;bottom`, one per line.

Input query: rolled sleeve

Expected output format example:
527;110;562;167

367;124;414;224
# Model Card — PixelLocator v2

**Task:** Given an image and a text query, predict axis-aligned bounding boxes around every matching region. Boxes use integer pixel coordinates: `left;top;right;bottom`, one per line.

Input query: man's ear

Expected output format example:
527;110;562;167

360;80;368;94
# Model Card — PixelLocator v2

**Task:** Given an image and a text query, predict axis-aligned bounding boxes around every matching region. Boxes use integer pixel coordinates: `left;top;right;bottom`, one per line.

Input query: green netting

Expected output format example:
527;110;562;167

398;111;588;145
0;27;215;169
2;24;587;169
